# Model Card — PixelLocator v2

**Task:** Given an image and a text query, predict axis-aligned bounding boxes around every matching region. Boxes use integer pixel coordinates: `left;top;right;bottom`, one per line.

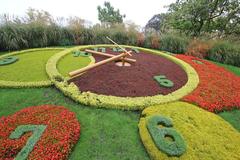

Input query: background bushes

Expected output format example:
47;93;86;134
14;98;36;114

159;34;189;54
207;42;240;67
185;40;212;59
1;9;240;67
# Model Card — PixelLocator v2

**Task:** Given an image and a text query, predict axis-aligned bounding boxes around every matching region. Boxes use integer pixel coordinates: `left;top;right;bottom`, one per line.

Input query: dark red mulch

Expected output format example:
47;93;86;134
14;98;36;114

70;48;188;97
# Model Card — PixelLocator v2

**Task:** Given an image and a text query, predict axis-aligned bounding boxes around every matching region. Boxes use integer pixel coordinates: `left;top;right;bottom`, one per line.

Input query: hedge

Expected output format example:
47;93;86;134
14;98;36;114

159;34;189;54
207;41;240;67
46;45;199;110
138;101;240;160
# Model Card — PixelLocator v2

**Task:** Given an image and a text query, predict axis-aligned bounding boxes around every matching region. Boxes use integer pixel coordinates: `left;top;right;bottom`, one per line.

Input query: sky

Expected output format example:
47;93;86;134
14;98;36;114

0;0;176;27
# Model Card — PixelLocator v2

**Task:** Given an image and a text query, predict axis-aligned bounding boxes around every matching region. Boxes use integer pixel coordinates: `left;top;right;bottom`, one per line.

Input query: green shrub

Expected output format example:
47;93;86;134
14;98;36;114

159;35;189;54
143;32;160;49
111;31;129;44
207;41;240;67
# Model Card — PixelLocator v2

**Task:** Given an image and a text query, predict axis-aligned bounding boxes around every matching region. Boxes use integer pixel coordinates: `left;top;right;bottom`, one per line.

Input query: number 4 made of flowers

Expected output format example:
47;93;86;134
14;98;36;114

9;125;47;160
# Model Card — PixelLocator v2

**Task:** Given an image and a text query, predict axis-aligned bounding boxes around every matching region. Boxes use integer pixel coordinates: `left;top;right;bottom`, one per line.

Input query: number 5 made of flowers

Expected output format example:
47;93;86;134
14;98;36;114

154;75;174;88
9;125;47;160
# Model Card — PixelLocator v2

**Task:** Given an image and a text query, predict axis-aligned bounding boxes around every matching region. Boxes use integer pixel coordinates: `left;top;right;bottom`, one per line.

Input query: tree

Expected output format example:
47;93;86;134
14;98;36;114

145;13;169;34
24;8;54;25
97;1;125;24
168;0;240;36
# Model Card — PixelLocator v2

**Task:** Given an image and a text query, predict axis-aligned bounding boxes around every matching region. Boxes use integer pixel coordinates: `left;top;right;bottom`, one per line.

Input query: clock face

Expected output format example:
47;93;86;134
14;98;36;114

48;45;198;109
70;47;188;97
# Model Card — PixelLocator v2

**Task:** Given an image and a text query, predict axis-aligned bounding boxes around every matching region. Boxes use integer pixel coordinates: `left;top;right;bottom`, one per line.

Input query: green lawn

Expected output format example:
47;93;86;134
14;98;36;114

0;51;10;55
0;49;63;82
57;52;92;77
212;61;240;76
218;110;240;132
0;87;149;160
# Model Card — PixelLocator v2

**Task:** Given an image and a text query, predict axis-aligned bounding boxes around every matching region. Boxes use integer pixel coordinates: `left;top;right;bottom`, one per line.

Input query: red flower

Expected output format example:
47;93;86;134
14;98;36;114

175;55;240;112
0;105;80;160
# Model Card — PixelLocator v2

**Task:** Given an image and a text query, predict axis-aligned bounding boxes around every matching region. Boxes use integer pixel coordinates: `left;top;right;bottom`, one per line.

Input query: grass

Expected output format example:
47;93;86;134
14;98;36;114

0;49;63;82
211;61;240;76
218;110;240;132
0;51;10;55
0;87;149;160
57;52;91;77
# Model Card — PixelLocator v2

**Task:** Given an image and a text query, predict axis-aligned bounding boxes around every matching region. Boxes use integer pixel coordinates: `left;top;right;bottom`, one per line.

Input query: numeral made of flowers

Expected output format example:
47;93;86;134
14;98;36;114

112;47;125;52
154;75;174;88
192;59;204;64
9;125;47;160
0;56;18;66
94;47;106;53
146;115;186;157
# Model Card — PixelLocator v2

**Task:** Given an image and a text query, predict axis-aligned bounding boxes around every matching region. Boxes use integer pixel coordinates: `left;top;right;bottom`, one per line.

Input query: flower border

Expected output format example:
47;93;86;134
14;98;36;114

175;55;240;112
46;45;199;110
0;48;64;88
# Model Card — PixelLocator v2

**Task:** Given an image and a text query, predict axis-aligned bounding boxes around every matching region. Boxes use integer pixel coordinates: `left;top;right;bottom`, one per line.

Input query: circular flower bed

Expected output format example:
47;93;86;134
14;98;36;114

46;45;199;110
70;47;188;97
175;55;240;112
0;105;80;160
138;102;240;160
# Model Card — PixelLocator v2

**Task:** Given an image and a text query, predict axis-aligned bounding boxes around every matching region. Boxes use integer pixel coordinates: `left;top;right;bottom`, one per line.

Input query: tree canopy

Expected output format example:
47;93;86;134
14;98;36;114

97;1;125;24
145;13;169;34
168;0;240;36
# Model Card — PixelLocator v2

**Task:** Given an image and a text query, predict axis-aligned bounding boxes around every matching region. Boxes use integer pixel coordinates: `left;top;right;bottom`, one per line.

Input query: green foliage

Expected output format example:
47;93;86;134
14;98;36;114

97;1;125;24
218;110;240;132
91;24;133;45
0;87;149;160
0;56;18;65
145;13;169;34
0;24;29;50
168;0;240;37
146;115;186;157
159;35;189;54
207;41;240;67
9;125;47;160
143;33;160;49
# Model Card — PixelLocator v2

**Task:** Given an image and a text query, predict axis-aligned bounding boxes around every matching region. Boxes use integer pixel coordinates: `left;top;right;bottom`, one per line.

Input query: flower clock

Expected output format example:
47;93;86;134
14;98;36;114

0;105;80;160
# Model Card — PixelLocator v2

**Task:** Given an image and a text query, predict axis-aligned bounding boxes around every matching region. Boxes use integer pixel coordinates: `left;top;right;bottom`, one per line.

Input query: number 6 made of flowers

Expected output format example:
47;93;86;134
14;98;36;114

146;115;186;157
9;125;47;160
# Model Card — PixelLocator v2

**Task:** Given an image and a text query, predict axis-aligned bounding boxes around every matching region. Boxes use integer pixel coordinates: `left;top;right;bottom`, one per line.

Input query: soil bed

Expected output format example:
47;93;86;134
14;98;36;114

70;48;188;97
